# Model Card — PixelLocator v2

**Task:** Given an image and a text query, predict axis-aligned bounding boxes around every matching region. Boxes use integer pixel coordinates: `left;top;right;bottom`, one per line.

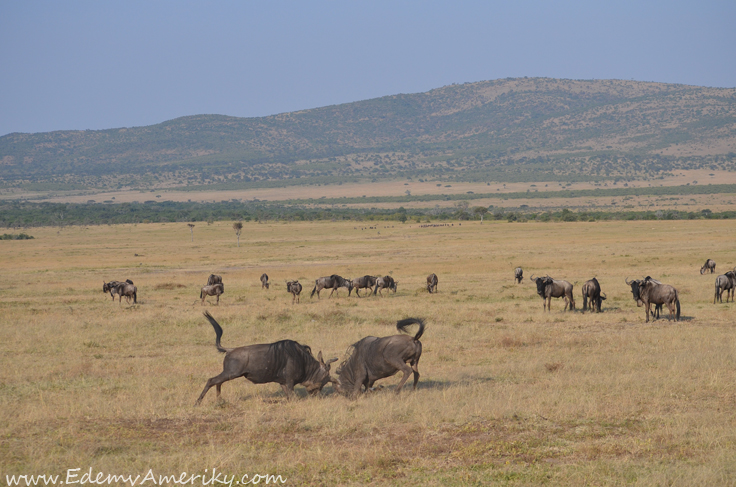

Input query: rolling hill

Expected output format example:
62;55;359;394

1;77;735;189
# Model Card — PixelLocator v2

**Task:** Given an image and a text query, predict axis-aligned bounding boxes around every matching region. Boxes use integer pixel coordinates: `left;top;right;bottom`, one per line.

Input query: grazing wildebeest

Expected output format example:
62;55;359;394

373;275;398;296
103;279;134;301
207;274;222;286
195;312;337;404
700;259;716;274
626;276;680;323
113;281;137;305
334;318;424;398
530;275;575;311
286;280;303;304
581;277;606;313
514;267;523;284
200;283;224;305
350;275;378;297
310;275;352;298
426;273;438;293
260;273;270;289
713;270;736;304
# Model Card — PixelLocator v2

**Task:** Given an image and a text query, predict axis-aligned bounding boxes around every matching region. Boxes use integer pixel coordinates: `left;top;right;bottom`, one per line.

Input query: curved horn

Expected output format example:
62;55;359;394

625;277;632;285
601;292;607;298
530;274;535;281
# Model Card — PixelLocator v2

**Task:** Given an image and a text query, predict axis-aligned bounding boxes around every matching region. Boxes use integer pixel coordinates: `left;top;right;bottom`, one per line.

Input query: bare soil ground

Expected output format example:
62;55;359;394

2;219;736;485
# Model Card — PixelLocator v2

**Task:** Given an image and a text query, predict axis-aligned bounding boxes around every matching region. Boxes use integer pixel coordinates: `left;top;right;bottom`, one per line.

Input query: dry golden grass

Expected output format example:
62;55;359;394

2;219;736;485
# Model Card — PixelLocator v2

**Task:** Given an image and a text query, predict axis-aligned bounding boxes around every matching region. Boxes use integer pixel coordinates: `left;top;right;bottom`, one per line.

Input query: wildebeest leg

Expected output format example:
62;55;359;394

392;360;414;394
355;288;361;298
195;371;242;405
329;288;335;298
216;294;219;305
280;383;295;399
411;362;420;390
645;302;651;323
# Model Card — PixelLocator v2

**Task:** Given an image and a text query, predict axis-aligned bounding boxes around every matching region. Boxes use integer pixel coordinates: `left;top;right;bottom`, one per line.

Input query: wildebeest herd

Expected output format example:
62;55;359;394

102;258;728;402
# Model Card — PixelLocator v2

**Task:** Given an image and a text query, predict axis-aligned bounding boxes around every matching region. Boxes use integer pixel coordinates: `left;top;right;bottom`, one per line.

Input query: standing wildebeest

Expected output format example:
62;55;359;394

426;273;438;293
530;275;575;311
514;267;523;284
629;276;663;319
334;318;424;398
286;280;303;304
207;274;222;286
195;312;337;404
713;269;736;304
700;259;716;274
102;279;133;301
626;276;680;323
260;273;270;289
200;283;224;305
581;278;606;312
373;275;398;296
350;275;378;297
112;281;137;305
310;275;353;298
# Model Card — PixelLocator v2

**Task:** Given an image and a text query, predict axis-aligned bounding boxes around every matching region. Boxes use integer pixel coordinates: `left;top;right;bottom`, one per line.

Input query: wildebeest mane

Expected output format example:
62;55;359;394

335;336;379;393
266;339;318;383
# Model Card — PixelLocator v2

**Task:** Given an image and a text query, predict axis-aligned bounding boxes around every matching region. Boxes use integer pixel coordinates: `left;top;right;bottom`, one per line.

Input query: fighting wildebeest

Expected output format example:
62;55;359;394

350;275;378;297
701;259;716;274
581;277;606;313
334;318;424;398
207;274;222;286
626;276;680;323
373;275;398;296
112;281;137;305
514;267;523;284
260;273;270;289
102;279;133;301
530;275;575;311
426;273;438;293
200;283;224;305
713;269;736;304
310;275;353;298
195;312;337;404
286;280;302;304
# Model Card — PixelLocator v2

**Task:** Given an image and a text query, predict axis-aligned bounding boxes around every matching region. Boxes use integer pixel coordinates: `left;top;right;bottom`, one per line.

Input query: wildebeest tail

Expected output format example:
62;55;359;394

676;296;681;321
133;289;137;304
397;318;425;340
310;283;317;298
203;311;232;353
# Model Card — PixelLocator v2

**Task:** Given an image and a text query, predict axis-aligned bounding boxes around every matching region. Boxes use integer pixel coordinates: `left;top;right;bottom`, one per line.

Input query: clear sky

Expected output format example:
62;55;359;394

1;1;734;136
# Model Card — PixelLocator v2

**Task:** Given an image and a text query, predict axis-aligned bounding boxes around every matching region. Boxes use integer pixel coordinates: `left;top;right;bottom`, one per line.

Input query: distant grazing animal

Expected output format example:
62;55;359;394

350;275;378;297
530;275;575;311
286;280;303;304
260;273;270;289
195;312;337;404
426;273;438;293
200;283;224;305
626;276;680;322
373;275;398;296
713;269;736;304
581;278;606;312
701;259;716;274
334;318;425;398
207;274;222;286
310;275;352;298
102;280;133;301
514;267;523;284
113;281;137;305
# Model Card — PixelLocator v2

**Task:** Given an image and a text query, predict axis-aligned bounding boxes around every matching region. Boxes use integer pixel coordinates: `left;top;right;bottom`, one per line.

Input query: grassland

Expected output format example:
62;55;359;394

2;219;736;485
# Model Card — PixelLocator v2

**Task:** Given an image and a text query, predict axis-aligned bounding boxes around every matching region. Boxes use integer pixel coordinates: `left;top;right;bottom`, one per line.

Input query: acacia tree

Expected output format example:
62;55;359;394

473;206;489;223
187;223;195;242
233;221;243;247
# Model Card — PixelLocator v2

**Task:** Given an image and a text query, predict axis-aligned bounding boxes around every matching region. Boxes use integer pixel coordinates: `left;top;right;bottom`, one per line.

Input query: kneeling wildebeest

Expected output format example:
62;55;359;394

310;275;352;298
260;273;270;289
286;280;302;304
350;275;378;297
200;283;224;305
713;269;736;304
373;275;398;296
196;312;337;404
514;267;523;284
701;259;716;274
426;273;438;293
581;277;606;312
531;275;575;311
626;276;680;323
334;318;424;398
207;274;222;286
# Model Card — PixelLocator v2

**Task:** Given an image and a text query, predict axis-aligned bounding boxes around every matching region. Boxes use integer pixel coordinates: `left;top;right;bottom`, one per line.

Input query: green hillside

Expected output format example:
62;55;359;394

1;78;735;189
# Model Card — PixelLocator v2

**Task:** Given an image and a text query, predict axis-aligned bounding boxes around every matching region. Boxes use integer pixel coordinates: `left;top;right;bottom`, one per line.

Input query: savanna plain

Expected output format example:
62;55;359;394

2;219;736;486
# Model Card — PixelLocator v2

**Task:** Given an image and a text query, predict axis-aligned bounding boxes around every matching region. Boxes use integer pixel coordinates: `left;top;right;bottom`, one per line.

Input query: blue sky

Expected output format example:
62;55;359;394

1;1;734;136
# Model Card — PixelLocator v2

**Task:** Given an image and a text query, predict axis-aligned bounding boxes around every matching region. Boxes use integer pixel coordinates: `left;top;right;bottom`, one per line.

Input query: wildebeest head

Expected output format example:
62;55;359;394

626;277;645;303
303;351;338;394
531;275;552;296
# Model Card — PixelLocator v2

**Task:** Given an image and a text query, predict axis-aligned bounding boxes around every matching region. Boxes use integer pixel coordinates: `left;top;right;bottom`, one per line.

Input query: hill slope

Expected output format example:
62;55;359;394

1;78;735;188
